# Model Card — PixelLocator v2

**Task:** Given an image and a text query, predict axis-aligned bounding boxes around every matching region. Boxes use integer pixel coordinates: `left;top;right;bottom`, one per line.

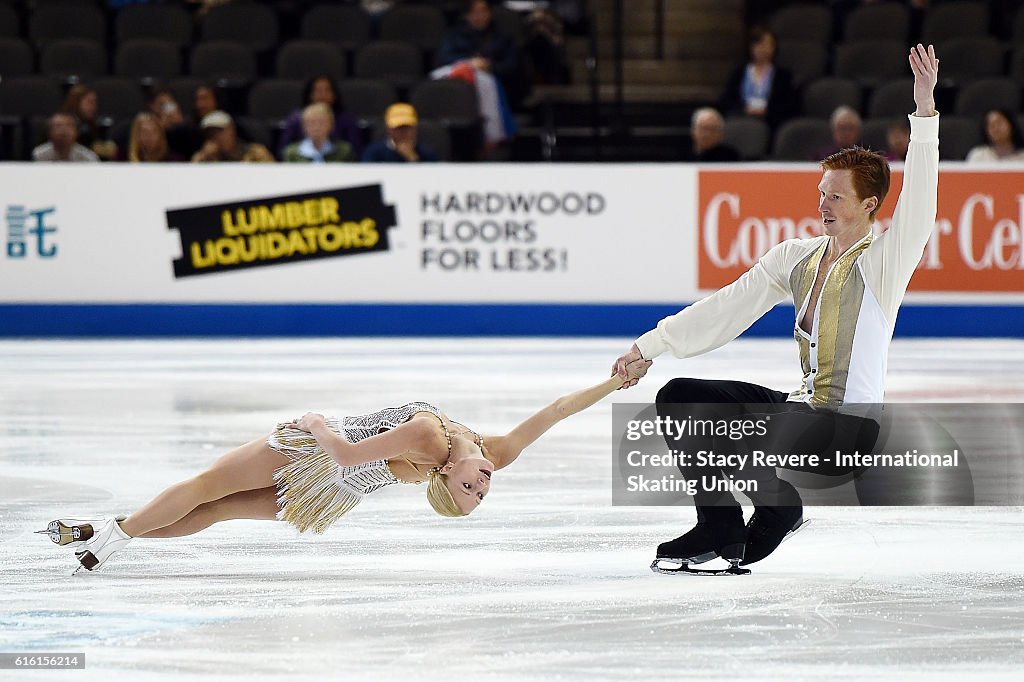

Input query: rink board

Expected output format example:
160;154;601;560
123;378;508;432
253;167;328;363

2;163;1022;336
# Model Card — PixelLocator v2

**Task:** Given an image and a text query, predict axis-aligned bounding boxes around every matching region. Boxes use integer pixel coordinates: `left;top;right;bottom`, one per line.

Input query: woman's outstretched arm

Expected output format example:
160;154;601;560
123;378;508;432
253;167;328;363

487;374;628;470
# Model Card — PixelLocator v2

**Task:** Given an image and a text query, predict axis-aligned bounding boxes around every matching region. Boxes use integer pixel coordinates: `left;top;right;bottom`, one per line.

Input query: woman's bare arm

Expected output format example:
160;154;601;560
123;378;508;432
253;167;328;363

487;375;626;470
295;414;445;467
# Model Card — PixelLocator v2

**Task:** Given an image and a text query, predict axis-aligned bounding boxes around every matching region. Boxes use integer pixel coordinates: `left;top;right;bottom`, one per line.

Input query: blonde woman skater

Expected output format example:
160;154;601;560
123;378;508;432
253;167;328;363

41;363;649;573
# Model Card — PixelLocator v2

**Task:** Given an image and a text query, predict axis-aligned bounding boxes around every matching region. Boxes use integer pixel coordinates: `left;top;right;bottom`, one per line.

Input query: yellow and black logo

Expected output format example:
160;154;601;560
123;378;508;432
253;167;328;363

167;185;396;278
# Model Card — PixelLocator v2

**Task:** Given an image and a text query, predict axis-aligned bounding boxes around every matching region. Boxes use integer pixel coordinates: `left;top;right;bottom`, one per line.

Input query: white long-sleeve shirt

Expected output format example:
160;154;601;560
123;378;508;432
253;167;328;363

636;114;940;407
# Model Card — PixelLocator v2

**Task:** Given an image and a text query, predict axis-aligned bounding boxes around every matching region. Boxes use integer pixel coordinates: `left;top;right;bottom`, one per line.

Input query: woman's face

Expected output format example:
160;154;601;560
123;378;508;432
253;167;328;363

750;33;776;64
138;119;161;151
444;454;493;514
79;91;98;120
467;1;492;31
194;87;217;118
985;111;1012;146
309;78;335;107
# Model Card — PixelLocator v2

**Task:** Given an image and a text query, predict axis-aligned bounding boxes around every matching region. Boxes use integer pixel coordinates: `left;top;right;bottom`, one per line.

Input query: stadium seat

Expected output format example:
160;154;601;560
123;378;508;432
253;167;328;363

723;116;770;160
833;40;906;88
190;42;257;83
353;41;423;89
921;2;989;44
772;117;832;160
300;4;371;54
28;2;106;47
337;78;399;125
115;4;193;48
200;3;279;53
40;38;107;83
247;79;305;121
801;77;862;119
410;78;479;127
380;5;447;53
114;39;182;82
843;3;910;42
275;41;346;82
954;78;1021;118
935;37;1005;85
774;40;827;88
938;115;982;160
769;5;832;43
0;37;34;77
868;78;914;119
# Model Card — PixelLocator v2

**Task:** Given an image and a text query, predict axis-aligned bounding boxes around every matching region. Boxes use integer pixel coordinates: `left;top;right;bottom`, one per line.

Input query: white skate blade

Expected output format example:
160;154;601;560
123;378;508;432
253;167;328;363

650;558;750;576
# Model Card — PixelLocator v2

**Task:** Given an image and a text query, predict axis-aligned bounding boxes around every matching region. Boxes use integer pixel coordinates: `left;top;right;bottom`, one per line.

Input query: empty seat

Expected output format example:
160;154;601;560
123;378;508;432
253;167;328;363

415;119;451;161
410;78;478;127
0;37;34;77
300;4;371;52
114;39;181;81
723;116;770;160
0;4;18;38
337;78;398;123
868;78;914;118
275;40;345;81
0;76;63;116
935;37;1005;84
1014;6;1024;43
954;78;1021;118
769;5;832;43
28;2;106;46
833;40;906;88
774;40;827;88
801;77;862;119
843;3;910;42
91;77;146;120
492;6;526;46
921;1;989;44
39;38;106;82
1011;48;1024;86
860;118;892;154
190;41;257;82
200;3;279;53
115;3;193;48
938;115;983;160
380;5;447;52
772;117;832;160
247;79;304;121
353;41;422;88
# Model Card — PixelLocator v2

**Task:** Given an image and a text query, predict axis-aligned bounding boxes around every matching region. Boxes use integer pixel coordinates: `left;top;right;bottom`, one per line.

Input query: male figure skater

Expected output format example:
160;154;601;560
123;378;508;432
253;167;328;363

614;45;940;574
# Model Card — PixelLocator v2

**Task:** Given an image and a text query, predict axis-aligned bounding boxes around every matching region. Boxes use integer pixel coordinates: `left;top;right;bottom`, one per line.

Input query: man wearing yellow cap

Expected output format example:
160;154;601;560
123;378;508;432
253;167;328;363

362;103;440;163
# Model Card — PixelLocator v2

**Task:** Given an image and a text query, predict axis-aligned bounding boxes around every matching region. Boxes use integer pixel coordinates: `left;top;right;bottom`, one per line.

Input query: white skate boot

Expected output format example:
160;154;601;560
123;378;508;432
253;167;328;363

36;515;126;548
73;518;133;573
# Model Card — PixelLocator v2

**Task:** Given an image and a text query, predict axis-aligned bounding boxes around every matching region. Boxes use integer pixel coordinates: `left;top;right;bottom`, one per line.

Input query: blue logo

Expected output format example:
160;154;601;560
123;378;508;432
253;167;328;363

6;205;58;259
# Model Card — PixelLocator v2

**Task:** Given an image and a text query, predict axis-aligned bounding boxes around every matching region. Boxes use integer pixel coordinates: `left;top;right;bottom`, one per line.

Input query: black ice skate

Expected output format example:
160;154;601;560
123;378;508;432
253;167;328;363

36;516;126;548
740;506;807;566
650;507;750;576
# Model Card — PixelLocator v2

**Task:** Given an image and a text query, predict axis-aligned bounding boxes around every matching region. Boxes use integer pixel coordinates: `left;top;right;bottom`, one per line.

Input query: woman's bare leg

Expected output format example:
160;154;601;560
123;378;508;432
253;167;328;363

138;487;280;539
119;438;290;538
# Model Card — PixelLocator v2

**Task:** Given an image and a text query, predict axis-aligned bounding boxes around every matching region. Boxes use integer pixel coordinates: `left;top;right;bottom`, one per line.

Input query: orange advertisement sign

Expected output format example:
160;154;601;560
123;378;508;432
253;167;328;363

697;169;1024;292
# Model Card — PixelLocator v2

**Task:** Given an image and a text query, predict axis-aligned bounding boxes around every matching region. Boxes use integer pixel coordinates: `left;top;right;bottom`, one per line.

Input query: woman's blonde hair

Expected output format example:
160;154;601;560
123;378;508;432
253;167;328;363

426;469;466;517
128;112;168;162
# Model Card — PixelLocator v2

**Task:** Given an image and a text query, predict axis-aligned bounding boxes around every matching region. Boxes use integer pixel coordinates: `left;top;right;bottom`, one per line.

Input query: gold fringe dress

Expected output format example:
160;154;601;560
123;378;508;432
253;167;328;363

267;401;440;534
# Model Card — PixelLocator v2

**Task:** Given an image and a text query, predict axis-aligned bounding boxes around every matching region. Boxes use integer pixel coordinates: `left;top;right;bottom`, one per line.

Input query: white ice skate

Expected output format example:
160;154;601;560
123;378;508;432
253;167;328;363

36;515;126;548
73;517;133;574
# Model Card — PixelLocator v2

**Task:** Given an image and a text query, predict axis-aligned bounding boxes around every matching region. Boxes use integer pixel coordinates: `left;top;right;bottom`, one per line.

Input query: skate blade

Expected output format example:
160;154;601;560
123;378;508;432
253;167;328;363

650;558;750;576
35;520;93;546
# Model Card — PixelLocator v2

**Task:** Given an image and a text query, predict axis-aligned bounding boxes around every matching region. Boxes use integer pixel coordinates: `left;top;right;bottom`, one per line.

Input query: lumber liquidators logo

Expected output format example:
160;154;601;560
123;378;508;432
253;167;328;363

167;185;396;278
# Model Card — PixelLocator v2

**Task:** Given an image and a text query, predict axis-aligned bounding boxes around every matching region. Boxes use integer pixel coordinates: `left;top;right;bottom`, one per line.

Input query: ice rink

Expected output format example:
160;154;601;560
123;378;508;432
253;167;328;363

2;337;1023;681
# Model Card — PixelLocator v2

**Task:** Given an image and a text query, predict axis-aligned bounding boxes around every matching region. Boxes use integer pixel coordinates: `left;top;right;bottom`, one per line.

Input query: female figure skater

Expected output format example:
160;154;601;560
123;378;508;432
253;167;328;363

41;364;648;573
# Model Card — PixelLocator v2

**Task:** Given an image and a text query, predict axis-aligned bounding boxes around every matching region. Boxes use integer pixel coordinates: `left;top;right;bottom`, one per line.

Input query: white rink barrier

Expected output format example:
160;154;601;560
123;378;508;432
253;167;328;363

2;163;1022;336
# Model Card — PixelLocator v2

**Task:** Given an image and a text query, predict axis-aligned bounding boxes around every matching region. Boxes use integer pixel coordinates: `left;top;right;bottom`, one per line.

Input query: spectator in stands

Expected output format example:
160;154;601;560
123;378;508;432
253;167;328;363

718;26;796;129
277;75;362;159
688;107;740;162
437;0;519;91
123;112;183;163
283;103;357;163
884;117;910;162
966;109;1024;163
362;103;438;163
816;105;863;159
191;111;275;163
61;84;117;161
192;84;220;129
32;113;100;162
147;89;193;160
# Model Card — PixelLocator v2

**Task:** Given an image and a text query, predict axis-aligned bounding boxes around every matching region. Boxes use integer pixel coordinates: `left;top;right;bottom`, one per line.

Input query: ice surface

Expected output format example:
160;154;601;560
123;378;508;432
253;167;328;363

1;338;1022;681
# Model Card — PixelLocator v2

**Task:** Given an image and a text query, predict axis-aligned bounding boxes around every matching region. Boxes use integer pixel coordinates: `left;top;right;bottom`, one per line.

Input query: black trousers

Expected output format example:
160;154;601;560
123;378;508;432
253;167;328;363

655;377;880;511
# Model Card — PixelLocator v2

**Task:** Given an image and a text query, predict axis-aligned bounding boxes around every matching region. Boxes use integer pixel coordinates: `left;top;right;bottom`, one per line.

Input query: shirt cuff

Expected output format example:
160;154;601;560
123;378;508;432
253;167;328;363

635;329;667;360
908;112;939;143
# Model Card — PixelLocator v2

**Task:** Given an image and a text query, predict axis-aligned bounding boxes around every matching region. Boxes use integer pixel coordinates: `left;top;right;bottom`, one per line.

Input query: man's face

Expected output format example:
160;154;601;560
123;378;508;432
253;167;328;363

692;111;724;153
818;169;874;235
302;110;333;145
49;115;77;147
832;112;861;148
389;124;417;148
467;1;492;30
